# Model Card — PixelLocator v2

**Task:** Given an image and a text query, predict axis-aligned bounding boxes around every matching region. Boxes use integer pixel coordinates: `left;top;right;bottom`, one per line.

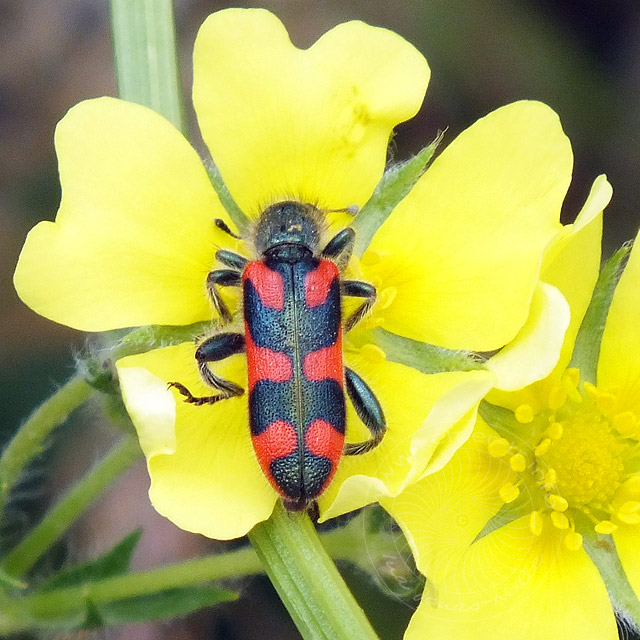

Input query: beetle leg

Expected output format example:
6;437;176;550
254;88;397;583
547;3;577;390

321;228;355;271
343;367;386;455
342;280;377;332
216;249;249;271
168;332;245;406
207;269;242;324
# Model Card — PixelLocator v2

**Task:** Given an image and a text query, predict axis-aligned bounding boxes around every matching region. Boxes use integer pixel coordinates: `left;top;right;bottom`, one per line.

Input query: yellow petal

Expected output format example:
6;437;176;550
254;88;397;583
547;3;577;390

193;9;429;216
541;175;607;374
486;283;570;391
14;98;234;331
318;353;493;521
365;101;570;351
598;226;640;416
403;520;616;640
613;526;640;601
117;343;276;540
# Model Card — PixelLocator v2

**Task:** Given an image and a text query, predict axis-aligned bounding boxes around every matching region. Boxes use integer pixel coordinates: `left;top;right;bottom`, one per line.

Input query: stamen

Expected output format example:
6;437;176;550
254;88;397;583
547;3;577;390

509;453;527;473
548;386;567;411
542;468;558;491
515;404;534;424
564;530;583;551
613;411;637;436
529;511;544;536
488;437;510;458
360;343;386;364
535;438;552;456
582;381;599;401
562;369;582;403
547;494;569;512
550;511;570;530
377;287;397;310
596;393;616;415
617;501;640;525
547;422;564;440
594;520;617;534
499;482;520;503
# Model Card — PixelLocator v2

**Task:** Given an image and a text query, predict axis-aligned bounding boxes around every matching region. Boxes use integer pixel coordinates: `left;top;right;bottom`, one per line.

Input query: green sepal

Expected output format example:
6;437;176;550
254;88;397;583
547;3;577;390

206;163;251;235
372;327;484;374
473;492;533;543
80;586;236;628
574;510;640;629
570;243;631;384
353;135;443;257
38;529;142;592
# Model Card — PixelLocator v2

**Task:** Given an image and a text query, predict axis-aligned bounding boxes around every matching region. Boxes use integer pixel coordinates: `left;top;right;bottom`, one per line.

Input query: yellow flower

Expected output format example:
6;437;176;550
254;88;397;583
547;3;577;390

383;177;640;639
15;9;572;539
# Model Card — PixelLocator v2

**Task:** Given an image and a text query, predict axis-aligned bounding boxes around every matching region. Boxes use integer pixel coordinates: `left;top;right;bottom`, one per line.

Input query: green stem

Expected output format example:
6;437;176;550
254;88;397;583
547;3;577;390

249;502;380;640
109;0;185;133
0;512;391;635
0;376;93;517
2;436;141;578
0;545;261;634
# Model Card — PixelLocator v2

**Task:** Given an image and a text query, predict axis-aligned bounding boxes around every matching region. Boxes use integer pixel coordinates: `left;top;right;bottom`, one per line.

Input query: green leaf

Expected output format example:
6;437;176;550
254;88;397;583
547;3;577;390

39;530;142;592
372;327;484;374
206;163;251;235
574;510;640;628
83;586;235;628
353;135;442;257
570;243;631;384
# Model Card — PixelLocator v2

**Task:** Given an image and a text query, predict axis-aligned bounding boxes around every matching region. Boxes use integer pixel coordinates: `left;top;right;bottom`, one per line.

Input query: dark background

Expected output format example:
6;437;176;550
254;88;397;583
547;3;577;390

1;1;639;638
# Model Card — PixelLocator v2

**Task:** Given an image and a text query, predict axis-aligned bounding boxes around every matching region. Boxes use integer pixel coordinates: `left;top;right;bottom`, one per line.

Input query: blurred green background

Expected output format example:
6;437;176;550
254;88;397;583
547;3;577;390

1;1;639;638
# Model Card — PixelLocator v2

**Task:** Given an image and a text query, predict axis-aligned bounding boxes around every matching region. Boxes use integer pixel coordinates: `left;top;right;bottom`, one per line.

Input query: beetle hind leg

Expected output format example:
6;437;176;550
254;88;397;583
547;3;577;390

342;280;377;332
343;367;386;456
168;332;245;406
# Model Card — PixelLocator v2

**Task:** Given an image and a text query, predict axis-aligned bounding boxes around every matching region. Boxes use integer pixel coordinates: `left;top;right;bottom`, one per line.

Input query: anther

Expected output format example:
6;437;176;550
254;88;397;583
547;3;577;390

596;393;616;415
529;511;544;536
488;437;510;458
564;531;583;551
499;482;520;503
550;511;570;530
547;494;569;512
377;287;397;310
515;404;534;424
360;343;386;364
509;453;526;473
617;501;640;525
594;520;617;534
613;412;636;436
547;422;564;440
535;438;552;456
548;386;567;411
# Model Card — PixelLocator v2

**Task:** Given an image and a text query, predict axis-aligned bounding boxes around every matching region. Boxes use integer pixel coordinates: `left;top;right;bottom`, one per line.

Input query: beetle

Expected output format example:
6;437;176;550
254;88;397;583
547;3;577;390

168;201;386;511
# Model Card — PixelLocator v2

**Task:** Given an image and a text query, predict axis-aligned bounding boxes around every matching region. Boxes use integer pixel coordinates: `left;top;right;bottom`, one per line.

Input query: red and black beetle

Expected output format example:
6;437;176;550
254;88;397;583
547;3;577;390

169;201;386;511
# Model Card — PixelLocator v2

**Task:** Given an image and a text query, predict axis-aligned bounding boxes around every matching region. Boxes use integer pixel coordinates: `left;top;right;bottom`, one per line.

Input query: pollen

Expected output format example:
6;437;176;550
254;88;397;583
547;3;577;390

509;453;527;473
529;511;544;536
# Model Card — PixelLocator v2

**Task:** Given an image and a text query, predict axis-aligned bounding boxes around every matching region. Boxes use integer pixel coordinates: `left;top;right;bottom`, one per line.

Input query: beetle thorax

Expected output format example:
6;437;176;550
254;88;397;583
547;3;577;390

254;201;323;257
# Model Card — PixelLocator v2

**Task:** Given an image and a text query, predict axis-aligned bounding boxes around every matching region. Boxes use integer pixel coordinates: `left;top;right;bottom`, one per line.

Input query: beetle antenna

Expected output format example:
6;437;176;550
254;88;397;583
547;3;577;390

214;218;242;239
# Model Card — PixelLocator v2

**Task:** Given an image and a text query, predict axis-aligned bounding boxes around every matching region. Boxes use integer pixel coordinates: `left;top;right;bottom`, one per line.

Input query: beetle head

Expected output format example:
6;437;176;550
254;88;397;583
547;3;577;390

254;201;323;255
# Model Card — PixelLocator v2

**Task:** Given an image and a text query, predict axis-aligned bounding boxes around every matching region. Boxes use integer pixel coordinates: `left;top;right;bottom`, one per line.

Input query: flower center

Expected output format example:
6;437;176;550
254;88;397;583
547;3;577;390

487;368;640;549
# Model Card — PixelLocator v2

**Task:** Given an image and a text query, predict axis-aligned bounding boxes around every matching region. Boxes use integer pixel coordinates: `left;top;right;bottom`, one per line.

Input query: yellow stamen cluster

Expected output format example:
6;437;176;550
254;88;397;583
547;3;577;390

487;368;640;551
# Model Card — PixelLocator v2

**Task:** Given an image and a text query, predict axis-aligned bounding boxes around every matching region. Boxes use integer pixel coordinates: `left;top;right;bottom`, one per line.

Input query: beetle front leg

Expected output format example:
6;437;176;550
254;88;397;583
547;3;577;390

343;280;377;332
343;367;386;455
207;269;242;324
168;332;245;406
321;228;355;271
